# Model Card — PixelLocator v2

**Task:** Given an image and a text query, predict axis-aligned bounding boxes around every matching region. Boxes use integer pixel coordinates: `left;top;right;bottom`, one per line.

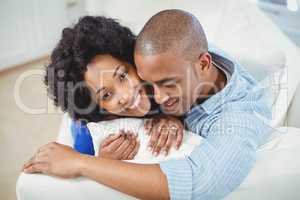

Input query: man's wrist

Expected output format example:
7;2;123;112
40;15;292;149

76;154;91;176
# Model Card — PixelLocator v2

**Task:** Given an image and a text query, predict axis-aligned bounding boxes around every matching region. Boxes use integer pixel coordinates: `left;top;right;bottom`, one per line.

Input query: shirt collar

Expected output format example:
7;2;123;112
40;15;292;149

185;49;238;124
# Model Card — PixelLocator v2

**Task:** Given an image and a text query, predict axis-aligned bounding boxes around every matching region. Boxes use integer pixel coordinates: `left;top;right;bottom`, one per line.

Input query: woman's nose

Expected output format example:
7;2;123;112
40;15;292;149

119;93;130;105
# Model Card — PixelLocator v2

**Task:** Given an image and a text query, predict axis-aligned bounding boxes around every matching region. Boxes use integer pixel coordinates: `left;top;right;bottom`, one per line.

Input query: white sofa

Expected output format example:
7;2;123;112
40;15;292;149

16;0;300;199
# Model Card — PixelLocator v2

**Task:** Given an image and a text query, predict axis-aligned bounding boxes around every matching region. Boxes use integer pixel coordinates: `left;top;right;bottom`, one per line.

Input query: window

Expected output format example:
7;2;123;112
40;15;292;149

259;0;299;11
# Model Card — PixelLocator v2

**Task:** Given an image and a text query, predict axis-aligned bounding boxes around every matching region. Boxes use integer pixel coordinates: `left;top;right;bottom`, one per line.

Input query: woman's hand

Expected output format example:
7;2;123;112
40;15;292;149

144;116;184;156
99;131;140;160
22;142;84;178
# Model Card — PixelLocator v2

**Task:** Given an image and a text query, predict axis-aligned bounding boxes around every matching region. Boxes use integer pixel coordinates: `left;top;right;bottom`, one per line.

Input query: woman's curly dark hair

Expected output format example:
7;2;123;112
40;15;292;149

44;16;136;122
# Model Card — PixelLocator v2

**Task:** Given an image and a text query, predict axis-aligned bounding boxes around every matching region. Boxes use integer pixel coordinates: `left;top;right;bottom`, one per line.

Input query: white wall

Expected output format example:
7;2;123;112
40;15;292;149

0;0;87;71
84;0;229;39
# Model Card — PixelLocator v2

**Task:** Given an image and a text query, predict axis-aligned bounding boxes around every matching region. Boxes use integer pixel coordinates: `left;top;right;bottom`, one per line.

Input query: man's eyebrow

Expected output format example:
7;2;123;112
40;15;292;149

113;65;122;78
155;77;178;85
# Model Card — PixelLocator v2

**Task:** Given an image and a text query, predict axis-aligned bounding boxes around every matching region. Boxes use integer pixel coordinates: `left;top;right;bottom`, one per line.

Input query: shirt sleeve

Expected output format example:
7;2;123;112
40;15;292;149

71;121;95;156
159;112;272;200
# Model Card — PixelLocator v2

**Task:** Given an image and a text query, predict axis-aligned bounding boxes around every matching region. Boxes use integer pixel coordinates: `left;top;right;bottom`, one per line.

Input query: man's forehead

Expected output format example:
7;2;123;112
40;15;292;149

137;65;174;83
135;53;178;81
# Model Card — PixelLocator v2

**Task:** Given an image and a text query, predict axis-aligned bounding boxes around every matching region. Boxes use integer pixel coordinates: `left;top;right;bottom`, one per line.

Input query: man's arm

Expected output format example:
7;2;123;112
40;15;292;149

158;112;272;200
23;112;271;200
79;156;169;200
23;142;170;200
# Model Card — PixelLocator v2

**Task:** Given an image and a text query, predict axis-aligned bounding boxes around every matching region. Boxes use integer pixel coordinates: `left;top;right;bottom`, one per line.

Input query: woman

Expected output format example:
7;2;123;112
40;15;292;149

43;16;184;159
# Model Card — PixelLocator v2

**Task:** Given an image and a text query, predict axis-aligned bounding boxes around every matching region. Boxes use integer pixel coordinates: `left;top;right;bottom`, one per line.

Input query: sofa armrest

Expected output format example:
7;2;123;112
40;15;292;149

16;173;136;200
16;127;300;200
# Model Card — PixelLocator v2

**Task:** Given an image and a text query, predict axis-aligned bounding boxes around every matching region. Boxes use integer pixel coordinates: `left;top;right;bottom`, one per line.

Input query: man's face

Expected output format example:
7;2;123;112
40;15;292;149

134;51;201;116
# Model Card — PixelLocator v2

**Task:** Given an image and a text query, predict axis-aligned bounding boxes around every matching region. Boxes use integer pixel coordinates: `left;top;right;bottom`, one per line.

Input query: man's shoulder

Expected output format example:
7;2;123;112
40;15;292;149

208;43;234;62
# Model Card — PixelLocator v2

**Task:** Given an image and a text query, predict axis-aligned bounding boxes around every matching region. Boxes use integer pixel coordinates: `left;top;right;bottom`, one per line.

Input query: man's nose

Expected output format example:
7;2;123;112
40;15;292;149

153;85;168;104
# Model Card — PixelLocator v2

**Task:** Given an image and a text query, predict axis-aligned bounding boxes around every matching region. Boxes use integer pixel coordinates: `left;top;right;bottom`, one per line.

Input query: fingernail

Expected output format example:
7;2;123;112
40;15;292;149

147;146;152;151
164;150;168;156
154;151;158;157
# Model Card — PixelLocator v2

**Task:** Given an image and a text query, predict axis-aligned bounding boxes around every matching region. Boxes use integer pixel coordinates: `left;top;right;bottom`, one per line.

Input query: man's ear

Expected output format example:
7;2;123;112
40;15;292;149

193;52;212;78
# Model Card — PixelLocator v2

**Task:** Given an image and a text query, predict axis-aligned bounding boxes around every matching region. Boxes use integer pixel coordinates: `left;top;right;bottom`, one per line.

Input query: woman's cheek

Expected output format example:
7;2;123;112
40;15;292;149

128;70;141;86
105;99;123;114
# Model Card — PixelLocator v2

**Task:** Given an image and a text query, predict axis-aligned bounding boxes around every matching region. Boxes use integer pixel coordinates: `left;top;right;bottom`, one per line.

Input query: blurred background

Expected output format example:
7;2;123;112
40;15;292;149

0;0;300;199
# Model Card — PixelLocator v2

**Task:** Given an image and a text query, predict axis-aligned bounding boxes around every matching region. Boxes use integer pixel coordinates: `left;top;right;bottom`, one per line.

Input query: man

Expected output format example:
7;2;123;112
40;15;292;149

23;9;272;200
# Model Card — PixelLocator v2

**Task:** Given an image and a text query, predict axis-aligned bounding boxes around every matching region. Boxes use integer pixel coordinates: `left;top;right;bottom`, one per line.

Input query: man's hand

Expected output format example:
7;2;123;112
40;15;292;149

22;142;83;178
144;116;184;156
22;142;170;200
99;131;140;160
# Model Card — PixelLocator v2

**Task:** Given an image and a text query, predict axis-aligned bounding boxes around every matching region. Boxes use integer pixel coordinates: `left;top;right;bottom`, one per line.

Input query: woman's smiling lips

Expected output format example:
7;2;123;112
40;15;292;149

127;90;143;110
128;90;142;110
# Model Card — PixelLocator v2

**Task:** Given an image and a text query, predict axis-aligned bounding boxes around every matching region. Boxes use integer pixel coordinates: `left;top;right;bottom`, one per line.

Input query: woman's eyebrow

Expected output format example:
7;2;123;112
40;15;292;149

113;65;122;78
96;87;105;95
95;64;122;94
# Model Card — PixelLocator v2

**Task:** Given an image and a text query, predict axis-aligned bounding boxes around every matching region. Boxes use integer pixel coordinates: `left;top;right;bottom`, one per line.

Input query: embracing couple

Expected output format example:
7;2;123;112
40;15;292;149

22;9;272;200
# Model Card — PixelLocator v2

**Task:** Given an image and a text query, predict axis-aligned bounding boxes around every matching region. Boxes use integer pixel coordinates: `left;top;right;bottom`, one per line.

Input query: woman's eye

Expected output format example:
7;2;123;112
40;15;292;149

119;71;128;81
102;92;112;100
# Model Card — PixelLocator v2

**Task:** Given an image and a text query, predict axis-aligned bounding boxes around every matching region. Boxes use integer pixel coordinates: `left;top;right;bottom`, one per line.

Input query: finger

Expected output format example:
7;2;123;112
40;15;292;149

22;155;41;172
164;132;176;156
38;142;57;152
175;125;184;149
148;122;164;151
162;128;177;156
37;145;50;153
35;151;50;163
100;133;122;147
124;131;136;136
28;154;39;165
153;125;169;156
127;138;140;160
22;160;33;171
152;117;160;124
23;163;48;174
114;136;133;158
106;134;126;152
121;136;137;159
144;119;153;130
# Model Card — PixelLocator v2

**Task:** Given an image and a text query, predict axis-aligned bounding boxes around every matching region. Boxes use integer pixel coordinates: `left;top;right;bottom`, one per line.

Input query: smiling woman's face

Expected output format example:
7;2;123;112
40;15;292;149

84;54;151;117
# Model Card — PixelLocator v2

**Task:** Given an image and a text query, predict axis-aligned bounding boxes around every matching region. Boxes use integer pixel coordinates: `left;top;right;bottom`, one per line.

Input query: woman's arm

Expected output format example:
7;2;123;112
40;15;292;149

23;142;169;200
72;117;139;160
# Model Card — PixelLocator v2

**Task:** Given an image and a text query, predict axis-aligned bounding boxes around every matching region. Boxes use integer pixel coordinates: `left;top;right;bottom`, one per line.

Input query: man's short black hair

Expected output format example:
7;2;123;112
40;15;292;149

135;9;208;61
